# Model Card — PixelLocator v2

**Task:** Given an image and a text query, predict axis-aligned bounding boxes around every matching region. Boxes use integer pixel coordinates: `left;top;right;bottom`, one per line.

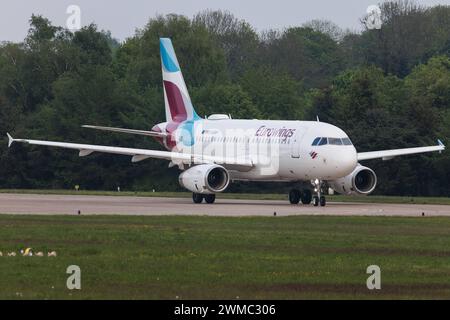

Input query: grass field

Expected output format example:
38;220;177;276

0;214;449;299
1;189;450;205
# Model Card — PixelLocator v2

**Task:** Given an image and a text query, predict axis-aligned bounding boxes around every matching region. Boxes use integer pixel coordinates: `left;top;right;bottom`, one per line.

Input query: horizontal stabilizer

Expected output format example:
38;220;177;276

82;125;167;138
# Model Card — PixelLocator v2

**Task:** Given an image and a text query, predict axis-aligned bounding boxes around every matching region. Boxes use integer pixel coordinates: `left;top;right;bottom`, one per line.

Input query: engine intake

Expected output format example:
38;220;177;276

329;164;377;195
179;164;230;194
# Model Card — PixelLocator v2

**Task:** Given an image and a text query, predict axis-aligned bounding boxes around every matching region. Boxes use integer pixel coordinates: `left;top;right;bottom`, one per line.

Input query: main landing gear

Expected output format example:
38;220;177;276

288;189;312;205
289;180;326;207
192;193;216;204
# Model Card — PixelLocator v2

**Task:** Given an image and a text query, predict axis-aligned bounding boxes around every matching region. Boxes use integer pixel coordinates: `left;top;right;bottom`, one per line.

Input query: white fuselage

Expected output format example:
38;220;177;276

163;117;358;182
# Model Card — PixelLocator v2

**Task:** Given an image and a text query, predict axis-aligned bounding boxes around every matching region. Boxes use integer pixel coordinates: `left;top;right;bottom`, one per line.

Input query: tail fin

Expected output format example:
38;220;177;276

160;38;199;122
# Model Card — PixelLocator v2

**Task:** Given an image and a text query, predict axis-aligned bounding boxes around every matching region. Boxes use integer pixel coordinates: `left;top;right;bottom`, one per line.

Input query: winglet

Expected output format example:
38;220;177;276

6;133;14;148
437;139;445;148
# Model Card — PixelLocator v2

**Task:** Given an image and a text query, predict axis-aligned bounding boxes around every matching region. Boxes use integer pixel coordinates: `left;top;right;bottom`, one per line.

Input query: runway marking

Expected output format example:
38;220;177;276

0;193;450;217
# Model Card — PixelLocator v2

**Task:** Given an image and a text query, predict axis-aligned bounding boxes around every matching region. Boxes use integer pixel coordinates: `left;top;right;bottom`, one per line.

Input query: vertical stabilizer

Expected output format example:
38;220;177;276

160;38;199;122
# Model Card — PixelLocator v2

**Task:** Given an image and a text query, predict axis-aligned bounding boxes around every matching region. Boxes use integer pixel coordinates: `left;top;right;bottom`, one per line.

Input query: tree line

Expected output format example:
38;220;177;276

0;1;449;196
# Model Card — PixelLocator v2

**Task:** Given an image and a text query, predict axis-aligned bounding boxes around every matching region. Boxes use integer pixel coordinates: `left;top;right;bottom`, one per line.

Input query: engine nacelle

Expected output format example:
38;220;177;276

179;164;230;194
328;164;377;195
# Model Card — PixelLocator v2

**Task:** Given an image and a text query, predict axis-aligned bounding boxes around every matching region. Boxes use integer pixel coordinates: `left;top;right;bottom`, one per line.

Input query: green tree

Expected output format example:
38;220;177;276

240;67;308;120
115;14;228;91
356;1;450;77
403;56;450;195
193;10;260;79
404;55;450;137
259;27;343;88
191;84;260;119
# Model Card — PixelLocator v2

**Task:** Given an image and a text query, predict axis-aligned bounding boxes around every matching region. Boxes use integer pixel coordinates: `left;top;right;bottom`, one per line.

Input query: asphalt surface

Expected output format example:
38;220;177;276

0;193;449;217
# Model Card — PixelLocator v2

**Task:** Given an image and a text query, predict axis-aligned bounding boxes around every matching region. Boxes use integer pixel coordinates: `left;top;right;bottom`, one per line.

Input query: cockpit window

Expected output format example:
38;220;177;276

318;137;328;145
312;137;353;146
329;138;343;145
342;138;353;145
311;137;321;146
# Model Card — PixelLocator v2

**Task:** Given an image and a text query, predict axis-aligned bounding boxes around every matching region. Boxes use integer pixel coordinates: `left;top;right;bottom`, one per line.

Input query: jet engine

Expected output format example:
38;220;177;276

328;164;377;195
179;164;230;194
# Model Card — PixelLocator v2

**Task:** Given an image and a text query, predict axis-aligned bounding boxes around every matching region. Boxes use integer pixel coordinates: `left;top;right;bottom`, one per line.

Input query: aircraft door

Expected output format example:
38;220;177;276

290;127;307;158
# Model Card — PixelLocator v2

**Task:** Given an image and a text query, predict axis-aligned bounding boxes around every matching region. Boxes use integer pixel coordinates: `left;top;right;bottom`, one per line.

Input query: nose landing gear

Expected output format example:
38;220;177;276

311;179;326;207
312;195;326;206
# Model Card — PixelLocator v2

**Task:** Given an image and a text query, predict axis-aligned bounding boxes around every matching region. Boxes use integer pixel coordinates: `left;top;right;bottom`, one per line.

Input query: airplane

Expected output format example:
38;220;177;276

6;38;446;206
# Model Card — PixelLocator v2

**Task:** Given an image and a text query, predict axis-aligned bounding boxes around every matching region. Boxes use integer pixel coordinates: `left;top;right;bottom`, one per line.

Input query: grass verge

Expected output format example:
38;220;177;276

0;214;449;299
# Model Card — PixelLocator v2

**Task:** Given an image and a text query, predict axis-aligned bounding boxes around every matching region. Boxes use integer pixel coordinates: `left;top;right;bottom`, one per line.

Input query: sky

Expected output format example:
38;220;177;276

0;0;448;42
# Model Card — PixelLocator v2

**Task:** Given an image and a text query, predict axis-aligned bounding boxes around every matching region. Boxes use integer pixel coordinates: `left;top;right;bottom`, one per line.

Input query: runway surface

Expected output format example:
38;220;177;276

0;193;450;217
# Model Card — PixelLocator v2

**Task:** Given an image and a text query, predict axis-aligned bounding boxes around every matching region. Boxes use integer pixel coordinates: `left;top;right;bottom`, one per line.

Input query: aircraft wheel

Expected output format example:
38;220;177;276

204;194;216;204
192;193;204;204
320;196;326;207
288;189;301;204
301;189;312;205
313;196;319;207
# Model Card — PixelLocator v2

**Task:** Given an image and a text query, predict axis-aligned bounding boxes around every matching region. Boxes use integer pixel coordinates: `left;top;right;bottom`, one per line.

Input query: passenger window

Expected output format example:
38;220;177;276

318;137;328;145
312;137;321;146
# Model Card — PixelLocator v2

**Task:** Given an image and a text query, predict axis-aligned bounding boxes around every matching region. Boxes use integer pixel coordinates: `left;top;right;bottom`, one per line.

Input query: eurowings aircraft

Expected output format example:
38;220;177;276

7;38;445;206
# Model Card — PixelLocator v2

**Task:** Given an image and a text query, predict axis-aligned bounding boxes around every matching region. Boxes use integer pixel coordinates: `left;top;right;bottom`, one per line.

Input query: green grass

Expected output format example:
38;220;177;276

1;189;450;205
0;214;450;299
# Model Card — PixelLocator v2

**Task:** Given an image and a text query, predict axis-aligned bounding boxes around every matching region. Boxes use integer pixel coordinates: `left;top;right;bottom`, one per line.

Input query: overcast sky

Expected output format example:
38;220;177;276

0;0;448;42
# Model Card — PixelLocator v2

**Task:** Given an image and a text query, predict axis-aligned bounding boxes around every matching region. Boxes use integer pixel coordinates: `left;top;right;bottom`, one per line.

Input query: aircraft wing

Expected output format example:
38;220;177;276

6;133;253;168
82;125;167;138
357;140;445;161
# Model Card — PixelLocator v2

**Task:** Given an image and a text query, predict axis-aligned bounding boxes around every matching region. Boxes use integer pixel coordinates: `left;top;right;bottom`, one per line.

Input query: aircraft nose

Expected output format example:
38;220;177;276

335;147;357;176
